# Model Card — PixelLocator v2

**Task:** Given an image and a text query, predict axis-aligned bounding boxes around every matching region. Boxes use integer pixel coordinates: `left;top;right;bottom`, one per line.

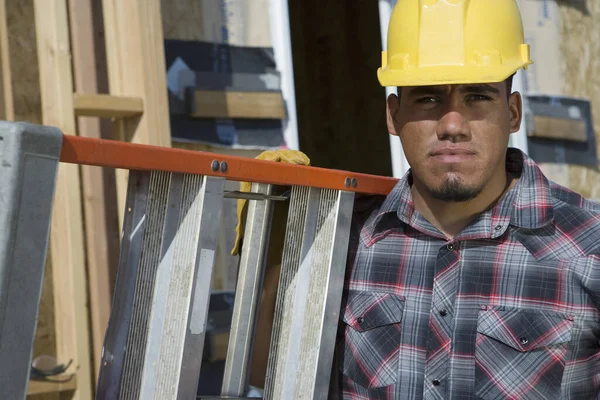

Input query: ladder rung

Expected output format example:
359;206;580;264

73;93;143;118
223;190;290;201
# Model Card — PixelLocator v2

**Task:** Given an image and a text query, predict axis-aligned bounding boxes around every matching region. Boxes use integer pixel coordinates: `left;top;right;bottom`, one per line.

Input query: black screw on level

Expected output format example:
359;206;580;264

211;160;219;172
220;161;228;173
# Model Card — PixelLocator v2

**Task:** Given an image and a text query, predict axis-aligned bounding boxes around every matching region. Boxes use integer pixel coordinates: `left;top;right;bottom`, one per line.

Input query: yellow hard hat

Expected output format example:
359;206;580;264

378;0;533;87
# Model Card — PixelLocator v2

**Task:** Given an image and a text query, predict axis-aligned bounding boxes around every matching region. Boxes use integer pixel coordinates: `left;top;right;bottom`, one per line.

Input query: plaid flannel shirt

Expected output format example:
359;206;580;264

334;148;600;399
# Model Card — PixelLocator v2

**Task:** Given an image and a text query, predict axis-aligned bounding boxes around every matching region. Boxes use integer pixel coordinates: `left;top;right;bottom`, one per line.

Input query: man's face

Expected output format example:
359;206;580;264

386;82;522;202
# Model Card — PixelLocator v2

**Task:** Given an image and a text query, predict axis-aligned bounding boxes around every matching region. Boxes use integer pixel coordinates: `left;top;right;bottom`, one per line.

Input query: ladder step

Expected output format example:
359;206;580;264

96;171;226;400
73;93;143;118
221;183;275;396
189;90;286;119
265;186;355;400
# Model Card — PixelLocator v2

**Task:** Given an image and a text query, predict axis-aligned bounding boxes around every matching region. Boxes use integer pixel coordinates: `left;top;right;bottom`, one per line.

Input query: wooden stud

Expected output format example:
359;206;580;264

102;0;172;229
67;0;121;385
190;91;286;119
73;93;143;118
34;1;94;399
0;0;14;120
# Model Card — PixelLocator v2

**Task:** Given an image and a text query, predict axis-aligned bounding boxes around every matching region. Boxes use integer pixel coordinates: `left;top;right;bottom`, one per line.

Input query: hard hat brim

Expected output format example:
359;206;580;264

377;61;531;88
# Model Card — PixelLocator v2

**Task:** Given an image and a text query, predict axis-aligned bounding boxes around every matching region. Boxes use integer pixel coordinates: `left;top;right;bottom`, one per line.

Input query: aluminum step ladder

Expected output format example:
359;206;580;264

96;172;355;399
0;121;397;399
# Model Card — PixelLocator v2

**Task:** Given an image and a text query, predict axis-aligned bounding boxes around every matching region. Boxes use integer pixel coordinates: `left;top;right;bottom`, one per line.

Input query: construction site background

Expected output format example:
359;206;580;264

1;0;599;399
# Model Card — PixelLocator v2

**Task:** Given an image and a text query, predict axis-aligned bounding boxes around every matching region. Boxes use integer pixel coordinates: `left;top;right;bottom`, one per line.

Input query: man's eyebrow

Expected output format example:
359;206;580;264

459;84;500;95
405;86;448;97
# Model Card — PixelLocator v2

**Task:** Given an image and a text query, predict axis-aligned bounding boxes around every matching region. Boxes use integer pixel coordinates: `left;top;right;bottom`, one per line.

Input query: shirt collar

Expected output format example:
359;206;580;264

505;148;555;229
361;148;555;244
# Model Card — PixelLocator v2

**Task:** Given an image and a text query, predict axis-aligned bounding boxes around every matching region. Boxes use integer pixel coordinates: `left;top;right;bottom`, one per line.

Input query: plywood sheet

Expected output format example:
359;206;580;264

519;0;563;96
6;0;41;124
0;0;14;120
558;0;600;201
161;0;271;47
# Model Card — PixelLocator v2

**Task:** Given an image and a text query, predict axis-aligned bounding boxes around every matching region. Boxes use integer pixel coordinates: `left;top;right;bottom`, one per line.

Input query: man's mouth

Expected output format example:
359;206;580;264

429;148;477;163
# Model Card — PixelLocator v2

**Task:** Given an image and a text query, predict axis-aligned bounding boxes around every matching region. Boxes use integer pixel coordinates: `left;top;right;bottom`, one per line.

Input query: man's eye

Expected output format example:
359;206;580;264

467;94;491;101
416;96;439;104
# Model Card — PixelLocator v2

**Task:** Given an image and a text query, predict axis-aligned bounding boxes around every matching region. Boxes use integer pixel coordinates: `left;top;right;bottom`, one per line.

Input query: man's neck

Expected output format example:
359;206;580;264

411;172;517;239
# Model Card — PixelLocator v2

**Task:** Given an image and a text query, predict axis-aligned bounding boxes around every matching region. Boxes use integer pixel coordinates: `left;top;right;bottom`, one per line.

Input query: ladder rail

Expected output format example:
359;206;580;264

0;122;64;400
59;134;398;195
264;187;355;399
95;170;151;399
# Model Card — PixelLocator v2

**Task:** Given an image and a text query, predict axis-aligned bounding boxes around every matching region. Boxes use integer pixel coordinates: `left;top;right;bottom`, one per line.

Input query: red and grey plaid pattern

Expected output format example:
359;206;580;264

334;149;600;399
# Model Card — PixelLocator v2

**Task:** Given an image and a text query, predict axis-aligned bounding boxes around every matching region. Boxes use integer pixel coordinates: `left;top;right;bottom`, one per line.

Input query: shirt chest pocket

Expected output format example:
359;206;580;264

339;290;405;389
475;306;574;400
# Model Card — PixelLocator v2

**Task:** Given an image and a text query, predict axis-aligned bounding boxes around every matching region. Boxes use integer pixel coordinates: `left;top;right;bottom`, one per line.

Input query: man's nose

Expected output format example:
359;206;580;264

436;109;471;142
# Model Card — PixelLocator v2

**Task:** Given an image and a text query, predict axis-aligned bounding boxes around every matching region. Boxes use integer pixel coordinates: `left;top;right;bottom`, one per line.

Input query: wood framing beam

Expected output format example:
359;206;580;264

68;0;121;385
0;0;14;120
529;114;588;142
102;0;172;228
73;93;143;118
189;90;286;119
34;1;93;399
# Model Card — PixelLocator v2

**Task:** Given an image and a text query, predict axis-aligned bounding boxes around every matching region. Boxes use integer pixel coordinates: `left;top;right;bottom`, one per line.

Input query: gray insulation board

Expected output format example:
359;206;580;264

165;39;285;149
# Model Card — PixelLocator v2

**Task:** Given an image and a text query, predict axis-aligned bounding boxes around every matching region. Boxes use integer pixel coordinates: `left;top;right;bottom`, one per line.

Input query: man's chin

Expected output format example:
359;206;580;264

426;179;483;203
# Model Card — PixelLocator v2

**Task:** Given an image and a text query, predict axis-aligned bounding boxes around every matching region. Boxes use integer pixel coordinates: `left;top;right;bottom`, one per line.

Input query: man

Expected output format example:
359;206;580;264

236;0;600;398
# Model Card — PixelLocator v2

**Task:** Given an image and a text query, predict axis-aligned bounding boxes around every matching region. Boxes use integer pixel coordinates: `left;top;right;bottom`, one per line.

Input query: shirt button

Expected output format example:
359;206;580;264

432;379;441;386
447;243;455;251
519;336;529;345
356;317;364;325
495;225;503;231
439;309;448;317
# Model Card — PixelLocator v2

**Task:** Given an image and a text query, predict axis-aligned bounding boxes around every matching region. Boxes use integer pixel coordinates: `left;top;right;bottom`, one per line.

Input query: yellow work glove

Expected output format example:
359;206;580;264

231;149;310;256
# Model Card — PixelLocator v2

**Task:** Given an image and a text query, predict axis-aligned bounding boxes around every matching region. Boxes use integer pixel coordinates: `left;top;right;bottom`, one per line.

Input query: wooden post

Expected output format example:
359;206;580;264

102;0;172;228
34;1;93;399
0;0;14;121
67;0;120;383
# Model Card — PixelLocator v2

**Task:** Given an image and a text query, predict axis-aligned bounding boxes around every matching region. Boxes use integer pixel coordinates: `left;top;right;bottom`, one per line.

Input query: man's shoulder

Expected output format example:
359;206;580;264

550;181;600;235
520;181;600;260
550;180;600;215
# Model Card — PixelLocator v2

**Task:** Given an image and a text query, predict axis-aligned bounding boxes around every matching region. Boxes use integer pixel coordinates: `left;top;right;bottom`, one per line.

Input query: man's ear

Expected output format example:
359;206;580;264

508;91;523;134
386;93;400;136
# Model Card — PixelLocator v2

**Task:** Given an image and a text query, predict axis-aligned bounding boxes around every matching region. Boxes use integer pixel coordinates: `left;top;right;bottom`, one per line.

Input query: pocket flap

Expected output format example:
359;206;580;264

477;306;574;352
342;291;405;332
